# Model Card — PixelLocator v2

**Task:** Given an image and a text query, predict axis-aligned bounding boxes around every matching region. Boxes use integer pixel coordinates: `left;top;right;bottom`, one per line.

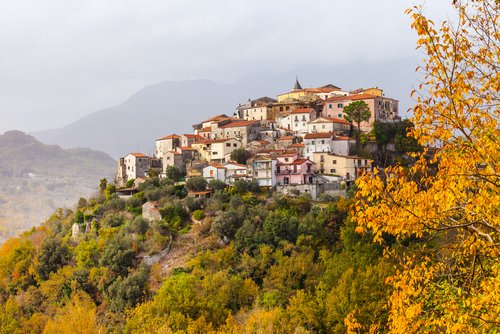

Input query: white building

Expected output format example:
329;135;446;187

250;155;276;187
116;153;152;186
303;133;335;160
224;162;250;183
203;164;227;182
290;108;316;136
307;117;351;134
312;152;371;181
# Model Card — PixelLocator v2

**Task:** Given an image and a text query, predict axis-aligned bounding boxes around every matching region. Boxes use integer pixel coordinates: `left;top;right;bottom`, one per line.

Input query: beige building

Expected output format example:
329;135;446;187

194;116;261;147
155;134;181;156
210;138;242;163
312;152;371;181
116;153;152;186
308;116;351;134
236;96;277;121
192;138;242;163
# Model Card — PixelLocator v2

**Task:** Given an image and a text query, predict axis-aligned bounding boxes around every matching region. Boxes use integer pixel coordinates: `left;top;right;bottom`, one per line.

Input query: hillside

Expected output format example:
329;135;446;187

0;176;393;333
0;131;116;243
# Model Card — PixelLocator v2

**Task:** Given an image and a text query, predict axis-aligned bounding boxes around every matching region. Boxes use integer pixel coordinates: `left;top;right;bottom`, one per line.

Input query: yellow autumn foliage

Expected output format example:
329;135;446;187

353;0;499;332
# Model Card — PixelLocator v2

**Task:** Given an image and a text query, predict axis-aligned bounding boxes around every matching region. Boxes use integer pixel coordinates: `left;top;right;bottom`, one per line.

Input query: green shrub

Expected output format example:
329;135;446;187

192;210;205;221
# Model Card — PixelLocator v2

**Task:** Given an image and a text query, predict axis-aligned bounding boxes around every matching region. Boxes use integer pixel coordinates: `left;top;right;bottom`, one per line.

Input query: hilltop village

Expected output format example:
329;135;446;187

116;79;400;199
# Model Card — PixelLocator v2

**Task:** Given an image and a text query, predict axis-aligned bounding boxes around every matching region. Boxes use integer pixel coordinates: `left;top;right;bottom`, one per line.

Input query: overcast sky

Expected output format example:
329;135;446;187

0;0;453;134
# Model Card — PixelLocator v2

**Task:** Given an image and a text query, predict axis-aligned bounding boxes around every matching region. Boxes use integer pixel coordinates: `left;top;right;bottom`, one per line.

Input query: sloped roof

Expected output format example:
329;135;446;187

183;134;204;139
129;153;147;157
201;114;229;123
334;136;355;141
218;120;260;128
156;134;180;141
304;133;334;139
291;108;315;114
326;93;377;102
212;137;238;143
294;78;302;90
278;136;294;141
290;158;313;165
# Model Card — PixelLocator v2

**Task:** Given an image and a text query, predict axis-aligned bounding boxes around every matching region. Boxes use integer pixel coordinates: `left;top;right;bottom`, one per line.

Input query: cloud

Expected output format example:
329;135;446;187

0;0;453;133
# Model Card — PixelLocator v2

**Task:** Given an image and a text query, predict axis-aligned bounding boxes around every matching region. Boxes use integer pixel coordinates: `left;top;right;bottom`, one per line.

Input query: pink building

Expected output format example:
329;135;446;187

275;153;316;186
322;93;399;132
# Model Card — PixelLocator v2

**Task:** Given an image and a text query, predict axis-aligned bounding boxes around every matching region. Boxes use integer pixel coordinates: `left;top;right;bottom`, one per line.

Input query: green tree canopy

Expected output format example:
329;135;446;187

230;148;249;165
343;101;371;134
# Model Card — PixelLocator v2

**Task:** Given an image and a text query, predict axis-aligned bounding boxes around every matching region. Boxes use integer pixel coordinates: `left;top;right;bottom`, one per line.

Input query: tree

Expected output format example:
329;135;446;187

42;293;103;334
99;178;107;192
343;100;371;152
353;1;500;332
185;176;207;192
36;238;70;280
165;166;182;181
230;148;249;165
208;179;227;191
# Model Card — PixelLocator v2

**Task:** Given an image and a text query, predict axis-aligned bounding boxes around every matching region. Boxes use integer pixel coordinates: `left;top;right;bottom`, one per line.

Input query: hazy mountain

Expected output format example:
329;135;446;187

0;130;116;243
33;60;417;158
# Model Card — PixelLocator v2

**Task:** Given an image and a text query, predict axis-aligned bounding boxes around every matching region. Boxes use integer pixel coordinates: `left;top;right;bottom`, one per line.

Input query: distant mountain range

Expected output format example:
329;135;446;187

0;131;115;243
33;61;417;158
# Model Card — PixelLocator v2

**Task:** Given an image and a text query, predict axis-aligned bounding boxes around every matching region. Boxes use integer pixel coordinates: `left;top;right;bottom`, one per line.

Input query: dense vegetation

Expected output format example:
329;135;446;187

0;176;397;333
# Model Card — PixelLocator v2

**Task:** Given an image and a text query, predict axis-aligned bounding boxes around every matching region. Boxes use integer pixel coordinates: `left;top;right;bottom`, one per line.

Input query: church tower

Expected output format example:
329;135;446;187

293;76;302;90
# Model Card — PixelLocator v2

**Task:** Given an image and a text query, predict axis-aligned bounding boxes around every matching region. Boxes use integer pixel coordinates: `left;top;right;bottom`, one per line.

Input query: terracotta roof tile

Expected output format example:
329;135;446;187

183;134;204;139
334;136;355;140
304;133;334;139
156;134;180;141
129;153;147;157
326;93;377;102
291;108;315;114
290;158;313;165
202;114;229;123
218;120;260;128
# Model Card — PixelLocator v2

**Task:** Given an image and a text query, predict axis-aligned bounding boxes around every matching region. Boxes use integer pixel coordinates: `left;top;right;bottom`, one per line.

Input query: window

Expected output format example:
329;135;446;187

285;158;289;162
233;143;237;147
294;116;299;122
332;160;337;164
322;125;326;129
293;165;297;173
280;107;283;111
338;113;342;118
212;151;218;155
226;143;231;147
331;168;336;173
311;140;315;144
321;140;325;144
329;104;333;108
338;103;343;108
